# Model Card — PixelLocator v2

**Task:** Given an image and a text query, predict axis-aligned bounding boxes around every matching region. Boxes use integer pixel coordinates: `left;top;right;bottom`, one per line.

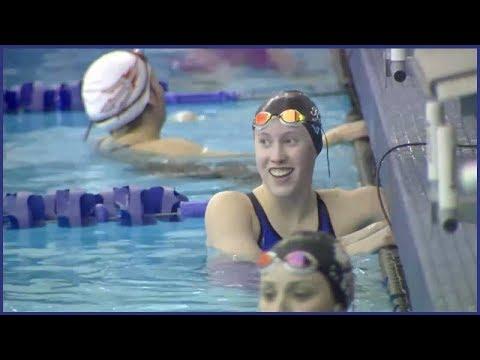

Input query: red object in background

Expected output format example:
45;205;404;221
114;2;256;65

172;49;297;74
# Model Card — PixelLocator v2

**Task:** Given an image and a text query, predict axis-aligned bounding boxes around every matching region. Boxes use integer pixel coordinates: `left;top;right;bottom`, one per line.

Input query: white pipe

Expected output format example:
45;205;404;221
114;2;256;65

390;49;407;82
426;101;444;182
426;101;445;223
437;125;458;232
391;49;406;61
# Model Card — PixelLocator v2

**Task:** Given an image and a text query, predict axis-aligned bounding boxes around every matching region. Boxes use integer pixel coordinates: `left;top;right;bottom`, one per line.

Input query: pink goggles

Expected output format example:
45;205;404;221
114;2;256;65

257;250;318;273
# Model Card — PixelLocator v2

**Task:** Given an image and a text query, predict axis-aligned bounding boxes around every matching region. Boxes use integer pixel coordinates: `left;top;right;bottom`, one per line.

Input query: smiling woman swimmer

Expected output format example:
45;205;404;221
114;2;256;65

205;90;393;261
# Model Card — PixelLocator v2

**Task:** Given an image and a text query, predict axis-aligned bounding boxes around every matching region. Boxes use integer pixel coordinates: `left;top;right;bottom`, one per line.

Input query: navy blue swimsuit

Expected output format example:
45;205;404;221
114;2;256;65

247;192;336;251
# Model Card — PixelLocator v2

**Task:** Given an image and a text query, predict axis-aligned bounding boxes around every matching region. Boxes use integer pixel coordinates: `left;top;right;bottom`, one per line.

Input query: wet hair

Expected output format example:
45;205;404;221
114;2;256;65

255;90;324;154
271;231;354;310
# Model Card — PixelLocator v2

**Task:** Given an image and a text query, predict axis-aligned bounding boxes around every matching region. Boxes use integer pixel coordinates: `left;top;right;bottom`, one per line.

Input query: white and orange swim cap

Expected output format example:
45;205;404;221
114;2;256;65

81;50;151;138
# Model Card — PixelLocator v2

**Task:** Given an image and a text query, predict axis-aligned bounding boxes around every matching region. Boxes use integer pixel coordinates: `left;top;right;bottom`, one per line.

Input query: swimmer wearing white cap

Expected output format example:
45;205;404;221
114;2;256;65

81;49;237;158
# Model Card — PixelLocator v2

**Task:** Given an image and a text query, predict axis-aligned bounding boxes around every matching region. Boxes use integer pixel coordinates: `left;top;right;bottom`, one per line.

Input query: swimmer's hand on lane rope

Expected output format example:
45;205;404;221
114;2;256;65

338;220;395;256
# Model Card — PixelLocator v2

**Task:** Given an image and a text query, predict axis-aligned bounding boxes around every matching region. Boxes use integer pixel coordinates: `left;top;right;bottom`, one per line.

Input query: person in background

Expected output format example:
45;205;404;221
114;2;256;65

170;49;301;75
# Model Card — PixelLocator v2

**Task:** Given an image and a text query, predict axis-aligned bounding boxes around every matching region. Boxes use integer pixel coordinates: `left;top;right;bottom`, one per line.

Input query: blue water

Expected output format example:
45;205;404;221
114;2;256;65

3;49;392;312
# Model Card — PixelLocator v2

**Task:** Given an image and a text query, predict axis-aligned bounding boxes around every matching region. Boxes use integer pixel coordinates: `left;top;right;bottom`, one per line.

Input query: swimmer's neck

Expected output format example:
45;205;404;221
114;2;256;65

110;106;164;145
255;184;317;220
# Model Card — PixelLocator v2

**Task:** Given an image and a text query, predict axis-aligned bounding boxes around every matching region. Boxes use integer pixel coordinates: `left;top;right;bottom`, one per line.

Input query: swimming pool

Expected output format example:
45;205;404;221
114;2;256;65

3;49;392;312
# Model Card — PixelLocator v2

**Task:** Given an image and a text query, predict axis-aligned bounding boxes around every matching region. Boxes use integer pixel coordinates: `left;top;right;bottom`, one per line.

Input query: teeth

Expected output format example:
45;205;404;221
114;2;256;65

269;168;293;177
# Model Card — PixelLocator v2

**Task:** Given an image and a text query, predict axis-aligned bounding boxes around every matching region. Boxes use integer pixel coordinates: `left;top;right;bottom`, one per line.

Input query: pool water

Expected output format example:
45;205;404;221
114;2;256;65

3;49;392;312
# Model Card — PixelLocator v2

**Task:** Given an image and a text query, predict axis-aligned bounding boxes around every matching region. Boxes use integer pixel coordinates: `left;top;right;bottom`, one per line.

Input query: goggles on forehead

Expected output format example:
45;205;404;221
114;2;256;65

253;109;307;129
257;250;319;274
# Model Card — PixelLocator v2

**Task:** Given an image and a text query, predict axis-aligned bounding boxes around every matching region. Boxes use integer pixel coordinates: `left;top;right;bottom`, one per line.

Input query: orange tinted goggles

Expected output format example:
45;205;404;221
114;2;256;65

253;109;306;128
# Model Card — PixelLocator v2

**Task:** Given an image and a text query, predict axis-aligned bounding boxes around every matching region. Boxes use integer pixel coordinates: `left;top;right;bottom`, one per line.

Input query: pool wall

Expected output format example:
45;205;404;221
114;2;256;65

347;48;477;311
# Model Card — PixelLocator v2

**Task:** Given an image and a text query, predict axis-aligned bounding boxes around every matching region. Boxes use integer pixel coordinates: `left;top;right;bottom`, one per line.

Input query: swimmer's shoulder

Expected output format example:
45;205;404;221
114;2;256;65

206;191;256;227
316;187;350;203
316;185;378;203
317;186;383;235
205;191;257;247
96;136;132;153
95;136;109;151
206;191;254;214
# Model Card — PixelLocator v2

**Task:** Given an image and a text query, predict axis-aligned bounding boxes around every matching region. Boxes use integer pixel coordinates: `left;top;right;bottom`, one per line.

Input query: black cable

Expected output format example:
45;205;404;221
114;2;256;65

376;142;426;227
321;126;331;178
375;142;476;227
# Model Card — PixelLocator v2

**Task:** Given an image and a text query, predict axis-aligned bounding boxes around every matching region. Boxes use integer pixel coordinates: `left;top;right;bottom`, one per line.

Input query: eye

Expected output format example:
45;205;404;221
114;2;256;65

258;138;271;147
262;289;276;302
283;137;298;145
289;285;315;301
293;291;313;301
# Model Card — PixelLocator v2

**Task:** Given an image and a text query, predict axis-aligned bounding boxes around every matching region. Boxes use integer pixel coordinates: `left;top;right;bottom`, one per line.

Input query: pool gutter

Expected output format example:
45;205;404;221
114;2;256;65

336;49;412;312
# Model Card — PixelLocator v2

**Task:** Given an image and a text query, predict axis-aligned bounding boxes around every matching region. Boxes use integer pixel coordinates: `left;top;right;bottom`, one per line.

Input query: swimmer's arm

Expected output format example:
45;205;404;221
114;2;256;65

322;120;368;147
338;220;396;256
201;149;253;158
320;186;390;236
131;139;251;159
350;185;390;229
205;191;262;262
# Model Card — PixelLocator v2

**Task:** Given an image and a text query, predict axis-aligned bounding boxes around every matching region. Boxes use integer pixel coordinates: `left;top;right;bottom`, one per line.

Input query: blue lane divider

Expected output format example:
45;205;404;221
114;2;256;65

4;79;345;113
3;80;243;113
3;185;209;230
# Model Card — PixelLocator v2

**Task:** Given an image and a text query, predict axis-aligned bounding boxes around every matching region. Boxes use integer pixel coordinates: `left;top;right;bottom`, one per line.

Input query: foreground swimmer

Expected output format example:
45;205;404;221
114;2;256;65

257;231;354;312
205;90;394;261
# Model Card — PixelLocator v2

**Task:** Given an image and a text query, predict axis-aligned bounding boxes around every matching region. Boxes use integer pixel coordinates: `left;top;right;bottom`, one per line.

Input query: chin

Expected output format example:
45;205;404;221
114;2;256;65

267;177;307;198
266;182;297;198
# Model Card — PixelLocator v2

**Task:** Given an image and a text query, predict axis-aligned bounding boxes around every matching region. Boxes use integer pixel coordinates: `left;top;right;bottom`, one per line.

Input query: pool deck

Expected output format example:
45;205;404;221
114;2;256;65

347;49;477;311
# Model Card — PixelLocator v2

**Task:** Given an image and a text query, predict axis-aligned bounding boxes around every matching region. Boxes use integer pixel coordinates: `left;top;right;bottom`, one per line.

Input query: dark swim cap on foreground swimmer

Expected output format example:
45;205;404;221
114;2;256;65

253;90;324;154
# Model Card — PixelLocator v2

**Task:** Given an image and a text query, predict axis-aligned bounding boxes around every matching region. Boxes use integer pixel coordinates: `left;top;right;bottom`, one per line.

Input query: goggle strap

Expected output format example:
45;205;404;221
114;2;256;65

83;122;93;142
321;126;331;178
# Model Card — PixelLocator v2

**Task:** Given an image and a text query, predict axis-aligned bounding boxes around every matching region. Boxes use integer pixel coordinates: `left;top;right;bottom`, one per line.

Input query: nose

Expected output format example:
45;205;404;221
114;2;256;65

271;295;290;312
269;142;287;164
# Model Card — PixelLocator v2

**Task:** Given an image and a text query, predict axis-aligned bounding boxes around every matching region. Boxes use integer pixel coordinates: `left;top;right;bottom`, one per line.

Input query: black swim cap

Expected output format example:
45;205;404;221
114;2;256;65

255;90;323;154
271;231;354;310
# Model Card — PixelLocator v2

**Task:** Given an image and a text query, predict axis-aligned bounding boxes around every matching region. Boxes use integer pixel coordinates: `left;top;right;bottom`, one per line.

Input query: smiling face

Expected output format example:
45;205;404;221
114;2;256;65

259;261;337;312
254;119;317;197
